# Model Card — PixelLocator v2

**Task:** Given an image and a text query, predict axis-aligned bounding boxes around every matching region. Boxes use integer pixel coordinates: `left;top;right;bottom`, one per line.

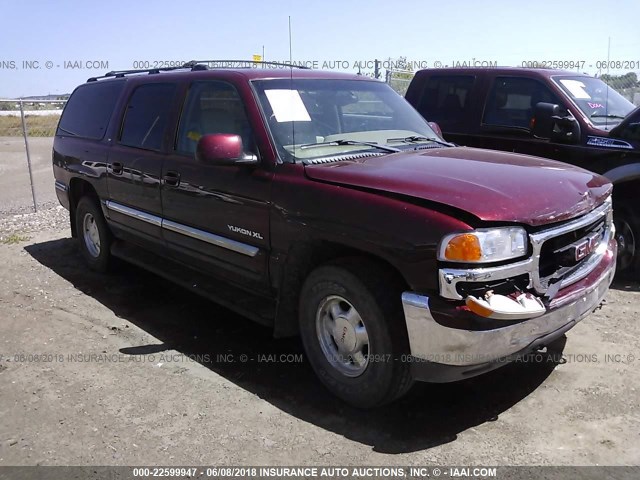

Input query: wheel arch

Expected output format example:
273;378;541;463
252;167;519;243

67;178;100;238
273;239;409;338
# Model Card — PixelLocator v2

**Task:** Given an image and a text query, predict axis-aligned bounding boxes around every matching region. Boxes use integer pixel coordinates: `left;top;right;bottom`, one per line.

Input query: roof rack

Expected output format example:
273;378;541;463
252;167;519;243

86;59;309;82
184;59;310;70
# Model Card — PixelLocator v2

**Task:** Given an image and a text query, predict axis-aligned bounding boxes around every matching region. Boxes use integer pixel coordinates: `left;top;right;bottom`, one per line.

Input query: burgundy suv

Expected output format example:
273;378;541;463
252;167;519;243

53;63;616;407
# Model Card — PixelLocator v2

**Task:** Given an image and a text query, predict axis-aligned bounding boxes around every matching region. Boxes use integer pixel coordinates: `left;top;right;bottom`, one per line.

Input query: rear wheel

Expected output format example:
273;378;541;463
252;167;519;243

75;197;112;272
614;205;640;276
299;259;413;408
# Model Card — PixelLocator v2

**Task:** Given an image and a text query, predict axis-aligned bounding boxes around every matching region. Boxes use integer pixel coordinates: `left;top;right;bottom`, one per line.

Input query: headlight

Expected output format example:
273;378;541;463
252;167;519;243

438;227;528;263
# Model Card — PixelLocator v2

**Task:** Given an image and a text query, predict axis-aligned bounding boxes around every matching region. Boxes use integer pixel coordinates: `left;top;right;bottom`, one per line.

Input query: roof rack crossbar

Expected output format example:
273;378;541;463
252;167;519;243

86;59;309;82
183;59;310;69
86;64;193;82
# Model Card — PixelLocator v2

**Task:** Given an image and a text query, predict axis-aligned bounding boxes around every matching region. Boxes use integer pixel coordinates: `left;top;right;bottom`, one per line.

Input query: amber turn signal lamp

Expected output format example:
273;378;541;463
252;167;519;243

443;233;482;262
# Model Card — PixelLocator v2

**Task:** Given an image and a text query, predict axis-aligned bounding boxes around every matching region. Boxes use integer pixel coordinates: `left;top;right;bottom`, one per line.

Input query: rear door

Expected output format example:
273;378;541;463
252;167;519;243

160;79;272;286
106;82;178;247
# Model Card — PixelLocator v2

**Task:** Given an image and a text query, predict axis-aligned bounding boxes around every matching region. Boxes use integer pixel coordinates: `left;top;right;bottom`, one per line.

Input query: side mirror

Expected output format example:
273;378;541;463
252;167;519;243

532;102;580;144
195;134;258;166
428;121;443;138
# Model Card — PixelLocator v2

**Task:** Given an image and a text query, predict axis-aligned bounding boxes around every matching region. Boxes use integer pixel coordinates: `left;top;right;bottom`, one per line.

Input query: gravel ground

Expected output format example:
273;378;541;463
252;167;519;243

0;207;639;466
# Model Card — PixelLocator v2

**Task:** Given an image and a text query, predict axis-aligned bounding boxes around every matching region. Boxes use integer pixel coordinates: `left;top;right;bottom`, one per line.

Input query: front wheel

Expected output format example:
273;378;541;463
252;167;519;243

298;259;413;408
614;205;640;276
75;197;113;272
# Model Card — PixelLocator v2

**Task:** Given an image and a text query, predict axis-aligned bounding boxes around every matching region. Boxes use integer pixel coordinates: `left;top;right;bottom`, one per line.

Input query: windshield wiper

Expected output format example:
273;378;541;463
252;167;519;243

386;135;453;147
300;139;400;153
590;113;626;119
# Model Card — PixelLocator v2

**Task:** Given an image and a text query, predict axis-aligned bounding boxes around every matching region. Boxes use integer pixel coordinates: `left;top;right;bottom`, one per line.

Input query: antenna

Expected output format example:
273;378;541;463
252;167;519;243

289;16;295;156
605;36;611;130
288;16;293;65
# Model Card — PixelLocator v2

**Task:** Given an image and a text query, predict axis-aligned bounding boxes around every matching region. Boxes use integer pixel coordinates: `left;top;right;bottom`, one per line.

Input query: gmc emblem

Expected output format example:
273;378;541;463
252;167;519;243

574;233;601;261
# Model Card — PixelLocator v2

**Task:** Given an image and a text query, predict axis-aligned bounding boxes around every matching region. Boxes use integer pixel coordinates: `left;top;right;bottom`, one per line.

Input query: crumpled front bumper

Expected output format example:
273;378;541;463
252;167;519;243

401;236;617;383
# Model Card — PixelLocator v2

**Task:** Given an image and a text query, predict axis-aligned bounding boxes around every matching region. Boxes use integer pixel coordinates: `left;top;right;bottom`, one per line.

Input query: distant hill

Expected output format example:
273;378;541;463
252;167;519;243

19;94;70;100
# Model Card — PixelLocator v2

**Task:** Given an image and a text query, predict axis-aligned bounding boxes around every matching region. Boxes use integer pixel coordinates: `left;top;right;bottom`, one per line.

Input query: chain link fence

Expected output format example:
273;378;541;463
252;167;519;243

385;70;414;96
0;99;66;217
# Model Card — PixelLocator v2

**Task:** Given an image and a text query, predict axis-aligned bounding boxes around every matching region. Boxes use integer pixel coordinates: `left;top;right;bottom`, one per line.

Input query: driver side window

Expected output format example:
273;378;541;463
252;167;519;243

483;77;561;129
176;81;253;155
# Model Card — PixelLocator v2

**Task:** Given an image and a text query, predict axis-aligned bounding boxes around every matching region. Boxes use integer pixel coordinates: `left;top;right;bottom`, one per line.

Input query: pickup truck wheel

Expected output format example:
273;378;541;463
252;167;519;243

299;260;413;408
75;197;112;273
614;206;640;275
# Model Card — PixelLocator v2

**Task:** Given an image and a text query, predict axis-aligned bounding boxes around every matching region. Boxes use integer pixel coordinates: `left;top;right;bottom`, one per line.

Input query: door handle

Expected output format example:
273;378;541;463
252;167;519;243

110;162;123;175
163;170;181;187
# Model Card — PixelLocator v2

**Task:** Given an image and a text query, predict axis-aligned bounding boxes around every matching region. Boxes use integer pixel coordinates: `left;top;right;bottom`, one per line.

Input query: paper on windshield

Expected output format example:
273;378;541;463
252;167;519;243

265;89;311;122
559;79;591;99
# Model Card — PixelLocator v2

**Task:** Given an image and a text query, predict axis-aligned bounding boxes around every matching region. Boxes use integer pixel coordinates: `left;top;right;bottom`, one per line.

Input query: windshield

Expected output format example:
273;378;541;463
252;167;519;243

252;78;442;161
554;75;635;127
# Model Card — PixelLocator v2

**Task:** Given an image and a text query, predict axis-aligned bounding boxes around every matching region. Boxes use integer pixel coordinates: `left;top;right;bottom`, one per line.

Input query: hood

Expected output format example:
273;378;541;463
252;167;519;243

304;147;612;227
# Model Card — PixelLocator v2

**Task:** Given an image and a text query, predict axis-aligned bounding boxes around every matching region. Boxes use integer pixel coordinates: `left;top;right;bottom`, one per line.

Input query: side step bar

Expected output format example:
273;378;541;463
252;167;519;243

110;240;275;327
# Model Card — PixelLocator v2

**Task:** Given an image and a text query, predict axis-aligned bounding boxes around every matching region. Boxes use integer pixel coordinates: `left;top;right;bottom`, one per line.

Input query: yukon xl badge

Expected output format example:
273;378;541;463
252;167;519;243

228;225;264;240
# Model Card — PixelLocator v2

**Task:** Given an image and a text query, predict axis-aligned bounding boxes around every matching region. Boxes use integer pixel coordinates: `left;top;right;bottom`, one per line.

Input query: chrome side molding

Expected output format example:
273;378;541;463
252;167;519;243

105;200;162;227
162;220;259;257
104;200;258;258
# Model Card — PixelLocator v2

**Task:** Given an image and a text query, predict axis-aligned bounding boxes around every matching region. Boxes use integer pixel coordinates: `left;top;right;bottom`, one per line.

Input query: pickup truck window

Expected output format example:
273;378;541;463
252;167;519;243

483;77;560;129
415;75;475;124
57;81;125;140
252;79;437;161
176;81;253;154
553;76;635;127
119;83;177;151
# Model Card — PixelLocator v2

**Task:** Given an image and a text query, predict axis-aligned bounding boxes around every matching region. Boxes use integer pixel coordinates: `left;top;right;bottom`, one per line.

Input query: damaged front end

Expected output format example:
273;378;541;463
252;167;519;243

401;197;617;382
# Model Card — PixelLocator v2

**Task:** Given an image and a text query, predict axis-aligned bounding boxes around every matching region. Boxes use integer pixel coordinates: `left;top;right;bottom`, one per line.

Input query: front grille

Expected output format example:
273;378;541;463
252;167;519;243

539;218;605;278
534;207;610;292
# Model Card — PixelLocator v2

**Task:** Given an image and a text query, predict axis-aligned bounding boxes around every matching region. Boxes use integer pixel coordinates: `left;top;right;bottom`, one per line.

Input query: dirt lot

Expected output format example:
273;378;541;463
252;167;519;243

0;208;639;466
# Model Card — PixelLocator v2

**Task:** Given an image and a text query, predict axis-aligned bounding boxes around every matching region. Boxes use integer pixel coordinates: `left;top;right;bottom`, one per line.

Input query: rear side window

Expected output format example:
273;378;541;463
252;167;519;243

120;83;176;151
416;75;475;124
57;81;124;139
483;77;561;129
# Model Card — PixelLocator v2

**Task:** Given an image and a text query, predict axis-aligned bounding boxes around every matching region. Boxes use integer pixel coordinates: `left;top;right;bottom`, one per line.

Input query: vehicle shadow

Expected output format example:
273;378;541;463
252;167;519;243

25;237;561;454
610;277;640;293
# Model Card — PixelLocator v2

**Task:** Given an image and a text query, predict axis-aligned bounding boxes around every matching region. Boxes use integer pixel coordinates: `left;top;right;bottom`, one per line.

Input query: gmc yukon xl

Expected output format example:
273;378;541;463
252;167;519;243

53;62;616;407
405;68;638;273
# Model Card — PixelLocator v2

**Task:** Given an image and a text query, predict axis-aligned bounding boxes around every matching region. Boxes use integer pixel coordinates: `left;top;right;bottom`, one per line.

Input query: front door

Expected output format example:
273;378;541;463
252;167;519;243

475;76;566;160
161;80;272;287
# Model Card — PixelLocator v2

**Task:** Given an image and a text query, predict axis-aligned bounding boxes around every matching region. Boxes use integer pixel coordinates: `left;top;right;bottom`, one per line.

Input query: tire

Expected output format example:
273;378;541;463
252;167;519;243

613;205;640;276
298;259;414;408
75;196;112;273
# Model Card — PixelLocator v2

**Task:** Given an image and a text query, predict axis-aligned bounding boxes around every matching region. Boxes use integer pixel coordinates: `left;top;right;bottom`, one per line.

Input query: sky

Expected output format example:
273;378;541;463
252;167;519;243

0;0;639;97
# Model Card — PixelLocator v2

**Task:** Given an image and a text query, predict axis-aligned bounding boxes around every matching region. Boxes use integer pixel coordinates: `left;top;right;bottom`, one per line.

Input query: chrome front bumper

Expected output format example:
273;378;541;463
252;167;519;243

401;237;616;370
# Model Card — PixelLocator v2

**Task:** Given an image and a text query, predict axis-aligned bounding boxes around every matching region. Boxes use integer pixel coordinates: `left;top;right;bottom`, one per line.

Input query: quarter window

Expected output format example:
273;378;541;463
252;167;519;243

119;83;176;151
57;81;125;139
483;77;561;129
